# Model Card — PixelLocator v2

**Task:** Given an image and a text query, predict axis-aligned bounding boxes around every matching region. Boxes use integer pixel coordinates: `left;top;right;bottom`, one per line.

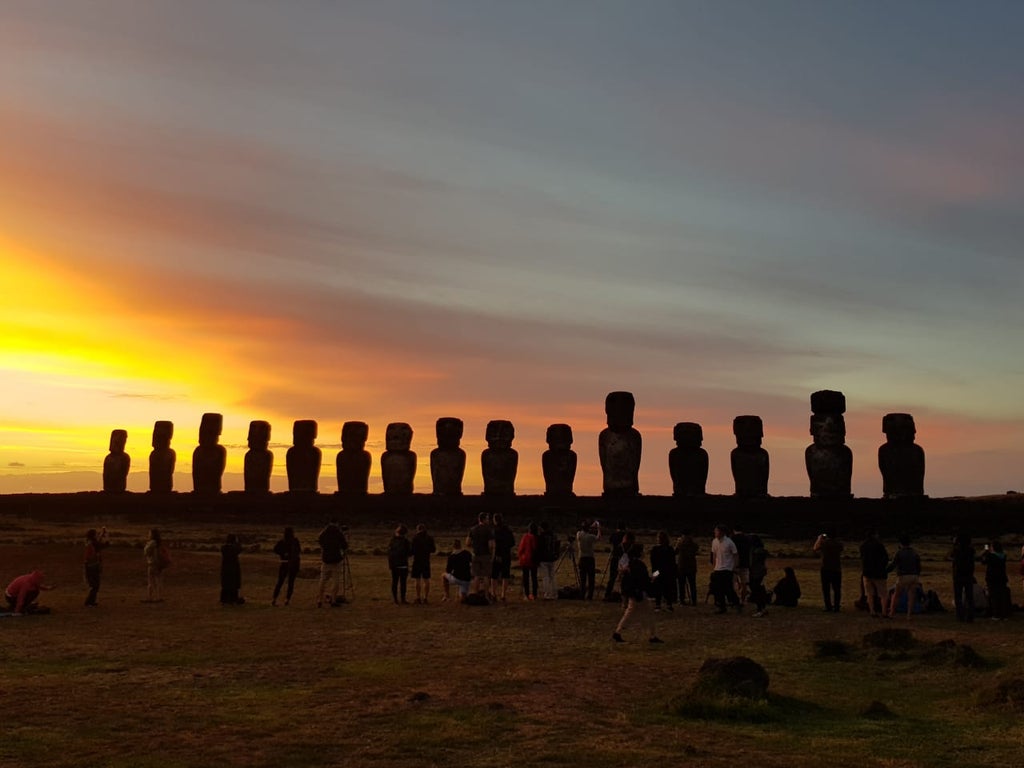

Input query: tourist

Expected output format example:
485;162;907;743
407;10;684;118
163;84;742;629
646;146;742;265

517;522;539;601
4;570;55;615
442;538;473;602
772;567;801;607
575;519;600;601
710;524;741;614
316;519;348;607
814;526;844;612
83;527;109;607
948;531;975;622
467;512;494;597
537;522;560;600
674;530;699;606
649;530;677;611
143;528;169;603
748;533;769;617
886;535;921;619
220;533;244;605
612;543;662;643
387;524;412;605
411;523;436;604
490;513;515;602
271;527;301;607
603;521;626;601
859;529;889;617
980;540;1010;620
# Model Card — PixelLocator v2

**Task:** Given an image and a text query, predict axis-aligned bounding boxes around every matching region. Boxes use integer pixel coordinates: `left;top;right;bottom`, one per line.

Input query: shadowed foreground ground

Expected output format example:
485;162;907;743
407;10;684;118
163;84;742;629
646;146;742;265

2;520;1023;768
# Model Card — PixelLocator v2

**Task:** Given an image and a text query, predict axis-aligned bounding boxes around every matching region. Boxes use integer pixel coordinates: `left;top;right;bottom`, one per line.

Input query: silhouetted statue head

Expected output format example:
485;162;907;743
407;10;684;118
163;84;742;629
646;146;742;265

247;420;271;450
198;413;223;446
810;390;846;415
341;421;369;451
294;420;317;446
109;429;128;453
673;422;703;449
545;423;573;451
485;420;515;451
882;413;916;443
152;421;174;449
733;415;763;448
385;422;413;451
605;391;636;431
435;417;464;450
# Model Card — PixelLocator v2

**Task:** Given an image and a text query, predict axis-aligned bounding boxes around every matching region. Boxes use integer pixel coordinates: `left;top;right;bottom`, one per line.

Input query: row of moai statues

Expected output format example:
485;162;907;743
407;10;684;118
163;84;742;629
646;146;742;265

101;390;925;498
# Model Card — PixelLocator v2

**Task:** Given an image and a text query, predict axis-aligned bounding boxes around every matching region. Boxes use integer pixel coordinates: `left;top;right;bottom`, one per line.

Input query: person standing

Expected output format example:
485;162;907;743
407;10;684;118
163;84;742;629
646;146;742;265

887;535;922;619
537;522;560;600
710;525;741;614
859;529;889;617
316;520;348;607
612;543;662;644
83;527;109;607
649;531;677;611
748;533;770;617
814;526;844;612
948;531;975;623
467;512;495;598
575;519;600;601
411;524;436;604
143;529;168;603
732;524;752;603
980;540;1010;620
517;522;539;601
388;525;413;605
272;527;301;606
603;521;626;601
220;533;244;605
674;530;699;606
490;514;516;603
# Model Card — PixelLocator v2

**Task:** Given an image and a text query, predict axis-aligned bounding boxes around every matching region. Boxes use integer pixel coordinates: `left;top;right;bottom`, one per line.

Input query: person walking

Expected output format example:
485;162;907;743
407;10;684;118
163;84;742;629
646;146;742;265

612;543;662;644
272;527;301;606
83;527;109;607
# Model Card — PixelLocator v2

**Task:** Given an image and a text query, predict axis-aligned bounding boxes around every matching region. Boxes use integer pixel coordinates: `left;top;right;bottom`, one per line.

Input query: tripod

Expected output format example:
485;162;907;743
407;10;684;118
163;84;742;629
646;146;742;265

555;536;581;592
333;553;354;604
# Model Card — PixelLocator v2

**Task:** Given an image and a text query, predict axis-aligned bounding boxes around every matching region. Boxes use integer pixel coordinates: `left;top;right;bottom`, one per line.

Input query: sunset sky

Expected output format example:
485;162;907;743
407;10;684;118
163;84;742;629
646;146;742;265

2;2;1022;497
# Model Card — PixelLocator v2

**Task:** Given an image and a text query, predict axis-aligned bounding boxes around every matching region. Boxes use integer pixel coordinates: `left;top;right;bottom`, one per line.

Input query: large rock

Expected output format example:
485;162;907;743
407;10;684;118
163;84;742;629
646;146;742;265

695;656;769;700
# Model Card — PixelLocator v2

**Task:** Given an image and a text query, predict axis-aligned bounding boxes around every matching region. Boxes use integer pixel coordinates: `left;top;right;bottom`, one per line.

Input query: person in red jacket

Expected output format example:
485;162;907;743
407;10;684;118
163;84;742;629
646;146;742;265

517;522;539;601
5;570;55;615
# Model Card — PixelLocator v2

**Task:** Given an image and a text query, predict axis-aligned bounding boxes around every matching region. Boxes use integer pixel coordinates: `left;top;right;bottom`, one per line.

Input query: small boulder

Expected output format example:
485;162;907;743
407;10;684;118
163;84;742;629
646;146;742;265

695;656;769;700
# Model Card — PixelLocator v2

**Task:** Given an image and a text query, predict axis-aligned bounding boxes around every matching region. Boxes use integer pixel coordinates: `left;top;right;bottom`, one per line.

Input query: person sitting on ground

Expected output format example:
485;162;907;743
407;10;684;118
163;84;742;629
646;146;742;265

772;566;801;607
4;570;55;615
443;538;473;602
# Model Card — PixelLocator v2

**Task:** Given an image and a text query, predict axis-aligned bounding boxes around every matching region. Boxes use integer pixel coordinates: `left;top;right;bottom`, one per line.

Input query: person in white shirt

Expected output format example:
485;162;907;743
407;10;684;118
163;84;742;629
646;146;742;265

710;525;742;614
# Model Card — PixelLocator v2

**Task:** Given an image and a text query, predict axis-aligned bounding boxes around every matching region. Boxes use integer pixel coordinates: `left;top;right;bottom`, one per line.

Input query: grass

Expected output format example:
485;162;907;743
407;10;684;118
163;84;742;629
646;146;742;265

1;518;1023;767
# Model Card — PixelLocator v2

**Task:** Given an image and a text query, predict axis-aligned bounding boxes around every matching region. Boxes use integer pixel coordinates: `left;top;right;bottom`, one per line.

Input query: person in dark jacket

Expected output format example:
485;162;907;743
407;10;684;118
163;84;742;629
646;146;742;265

490;513;516;602
317;520;348;607
886;535;921;619
748;533;770;617
772;567;801;607
411;524;436;604
980;539;1010;620
612;543;662;644
83;527;109;607
859;529;889;617
443;538;473;601
388;525;413;605
220;533;244;605
649;531;677;611
948;531;975;622
674;530;699;606
272;527;301;606
814;526;844;612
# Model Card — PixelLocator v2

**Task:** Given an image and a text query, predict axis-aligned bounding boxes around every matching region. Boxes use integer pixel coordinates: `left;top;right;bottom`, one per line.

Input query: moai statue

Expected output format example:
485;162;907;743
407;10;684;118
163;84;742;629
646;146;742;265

669;422;709;496
542;423;577;497
286;420;321;492
243;420;273;493
381;422;416;495
481;420;518;496
731;415;769;498
598;391;642;497
336;421;372;495
149;420;176;493
805;390;853;499
430;417;466;496
102;429;130;493
879;413;925;498
192;412;226;494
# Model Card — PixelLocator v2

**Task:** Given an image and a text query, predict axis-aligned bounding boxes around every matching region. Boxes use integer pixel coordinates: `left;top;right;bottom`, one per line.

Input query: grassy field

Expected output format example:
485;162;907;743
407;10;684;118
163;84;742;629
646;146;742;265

2;518;1023;768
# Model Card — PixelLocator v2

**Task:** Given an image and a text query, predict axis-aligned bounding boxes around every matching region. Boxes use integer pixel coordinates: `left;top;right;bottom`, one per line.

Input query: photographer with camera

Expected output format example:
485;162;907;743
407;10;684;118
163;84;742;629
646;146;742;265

317;519;348;607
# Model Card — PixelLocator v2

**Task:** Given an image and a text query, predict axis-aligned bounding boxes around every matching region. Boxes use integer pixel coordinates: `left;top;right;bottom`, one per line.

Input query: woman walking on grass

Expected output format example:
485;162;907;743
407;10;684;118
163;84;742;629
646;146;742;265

612;543;662;644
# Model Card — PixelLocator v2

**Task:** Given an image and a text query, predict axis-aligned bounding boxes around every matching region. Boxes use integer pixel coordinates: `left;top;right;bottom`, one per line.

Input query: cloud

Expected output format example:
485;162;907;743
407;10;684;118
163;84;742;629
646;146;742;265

8;462;26;468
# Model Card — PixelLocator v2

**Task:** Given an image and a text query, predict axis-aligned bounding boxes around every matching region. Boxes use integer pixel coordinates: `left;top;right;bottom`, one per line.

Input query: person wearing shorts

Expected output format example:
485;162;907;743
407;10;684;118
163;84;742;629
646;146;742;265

887;535;921;618
468;513;494;597
411;524;436;604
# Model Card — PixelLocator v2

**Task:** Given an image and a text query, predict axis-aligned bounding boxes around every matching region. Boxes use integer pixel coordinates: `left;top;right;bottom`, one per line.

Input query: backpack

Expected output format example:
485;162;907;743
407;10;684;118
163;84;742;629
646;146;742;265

158;544;172;571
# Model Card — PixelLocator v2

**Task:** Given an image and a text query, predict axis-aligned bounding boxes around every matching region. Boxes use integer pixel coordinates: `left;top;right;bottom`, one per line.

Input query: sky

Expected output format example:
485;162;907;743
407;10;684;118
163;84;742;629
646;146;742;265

1;1;1022;497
